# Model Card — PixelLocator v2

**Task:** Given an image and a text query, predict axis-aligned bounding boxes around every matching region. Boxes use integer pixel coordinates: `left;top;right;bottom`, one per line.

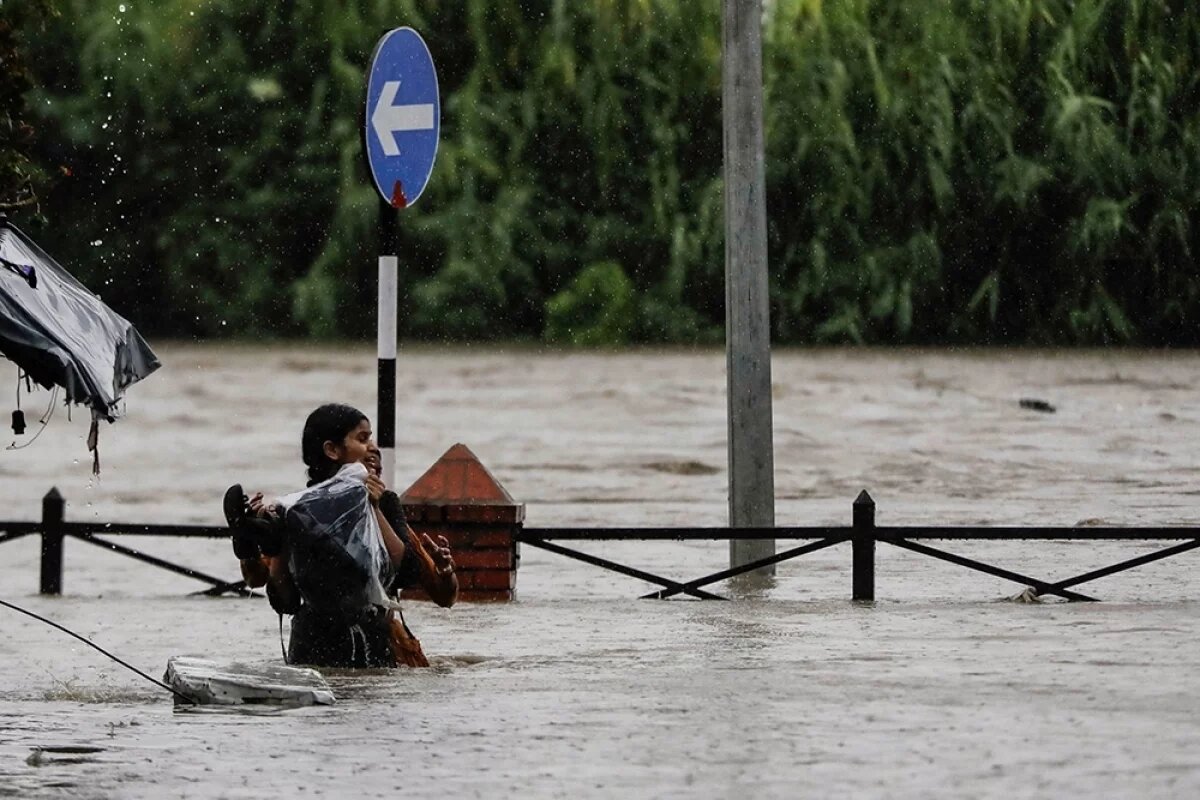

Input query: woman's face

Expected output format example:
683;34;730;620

324;419;381;475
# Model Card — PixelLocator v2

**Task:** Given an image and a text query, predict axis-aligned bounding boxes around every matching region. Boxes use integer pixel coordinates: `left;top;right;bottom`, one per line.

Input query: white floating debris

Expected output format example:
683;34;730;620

1008;588;1043;604
164;656;335;706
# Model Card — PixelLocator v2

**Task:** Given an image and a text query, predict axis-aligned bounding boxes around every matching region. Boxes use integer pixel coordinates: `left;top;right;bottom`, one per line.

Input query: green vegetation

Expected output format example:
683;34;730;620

0;1;57;211
14;0;1200;344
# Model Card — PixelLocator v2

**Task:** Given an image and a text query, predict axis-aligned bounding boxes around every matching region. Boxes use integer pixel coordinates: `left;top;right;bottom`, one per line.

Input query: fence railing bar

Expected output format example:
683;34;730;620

61;522;229;538
522;537;727;601
642;534;851;600
519;527;844;542
876;527;1200;541
68;532;252;596
7;521;1200;543
521;526;1200;542
886;538;1099;602
1034;539;1200;597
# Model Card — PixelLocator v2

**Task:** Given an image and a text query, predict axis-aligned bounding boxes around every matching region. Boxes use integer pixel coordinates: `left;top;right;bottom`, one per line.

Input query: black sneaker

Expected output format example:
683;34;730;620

224;483;261;560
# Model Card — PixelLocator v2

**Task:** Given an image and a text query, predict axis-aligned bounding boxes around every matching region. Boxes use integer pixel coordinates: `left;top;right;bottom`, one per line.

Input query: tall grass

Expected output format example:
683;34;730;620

766;0;1200;343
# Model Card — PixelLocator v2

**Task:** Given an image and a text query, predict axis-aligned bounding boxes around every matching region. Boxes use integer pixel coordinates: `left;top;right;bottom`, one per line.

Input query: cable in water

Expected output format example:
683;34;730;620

0;597;196;705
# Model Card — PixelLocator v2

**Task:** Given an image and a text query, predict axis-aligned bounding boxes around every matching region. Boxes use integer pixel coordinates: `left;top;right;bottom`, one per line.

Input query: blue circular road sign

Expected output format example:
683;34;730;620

365;28;440;208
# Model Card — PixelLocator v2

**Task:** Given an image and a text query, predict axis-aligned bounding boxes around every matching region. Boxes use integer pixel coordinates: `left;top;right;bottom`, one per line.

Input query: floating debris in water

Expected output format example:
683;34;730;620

1019;398;1056;413
164;657;335;706
1008;588;1043;603
646;460;720;476
26;746;106;767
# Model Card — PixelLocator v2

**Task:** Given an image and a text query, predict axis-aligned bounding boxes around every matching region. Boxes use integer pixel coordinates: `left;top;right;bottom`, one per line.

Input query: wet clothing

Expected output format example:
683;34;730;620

287;605;395;668
269;490;421;668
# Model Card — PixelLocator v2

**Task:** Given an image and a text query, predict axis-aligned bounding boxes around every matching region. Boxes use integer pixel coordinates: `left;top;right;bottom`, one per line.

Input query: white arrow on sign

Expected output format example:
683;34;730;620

371;80;435;156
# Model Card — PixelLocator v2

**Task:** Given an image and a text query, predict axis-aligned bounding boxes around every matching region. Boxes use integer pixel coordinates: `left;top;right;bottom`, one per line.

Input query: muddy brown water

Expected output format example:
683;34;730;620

2;345;1199;798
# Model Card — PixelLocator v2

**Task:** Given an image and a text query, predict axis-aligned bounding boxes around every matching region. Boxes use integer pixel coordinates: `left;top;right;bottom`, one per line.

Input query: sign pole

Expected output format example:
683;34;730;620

377;198;398;491
364;27;440;494
723;0;775;574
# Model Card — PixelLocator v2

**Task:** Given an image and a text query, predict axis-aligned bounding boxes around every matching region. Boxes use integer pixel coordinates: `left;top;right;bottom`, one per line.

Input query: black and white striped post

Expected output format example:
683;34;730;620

377;201;399;490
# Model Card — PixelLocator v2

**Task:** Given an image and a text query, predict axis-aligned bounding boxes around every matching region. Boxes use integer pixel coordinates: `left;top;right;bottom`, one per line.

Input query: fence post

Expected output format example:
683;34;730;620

853;490;875;601
40;487;65;595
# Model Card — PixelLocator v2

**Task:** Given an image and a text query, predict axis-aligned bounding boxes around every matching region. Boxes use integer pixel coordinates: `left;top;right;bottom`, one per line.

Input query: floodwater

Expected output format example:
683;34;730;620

2;344;1199;798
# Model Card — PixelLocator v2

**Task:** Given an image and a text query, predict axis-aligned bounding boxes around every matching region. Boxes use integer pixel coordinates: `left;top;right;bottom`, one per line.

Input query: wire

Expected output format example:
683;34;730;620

0;597;197;705
7;385;56;451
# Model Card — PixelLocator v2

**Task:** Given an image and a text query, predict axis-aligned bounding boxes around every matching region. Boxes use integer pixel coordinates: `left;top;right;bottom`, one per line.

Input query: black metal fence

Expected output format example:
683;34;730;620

516;491;1200;601
3;488;1198;601
2;489;249;597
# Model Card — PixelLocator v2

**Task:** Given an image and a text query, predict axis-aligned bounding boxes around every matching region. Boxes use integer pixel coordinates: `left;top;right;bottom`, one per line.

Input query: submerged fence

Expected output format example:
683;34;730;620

0;489;250;597
2;487;1198;602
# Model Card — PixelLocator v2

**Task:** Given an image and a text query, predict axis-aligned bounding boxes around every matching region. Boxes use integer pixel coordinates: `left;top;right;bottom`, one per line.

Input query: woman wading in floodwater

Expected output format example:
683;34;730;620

226;403;457;668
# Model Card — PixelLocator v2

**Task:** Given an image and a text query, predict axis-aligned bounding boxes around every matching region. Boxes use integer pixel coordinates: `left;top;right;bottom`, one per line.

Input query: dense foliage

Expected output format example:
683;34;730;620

0;1;57;211
16;0;1200;344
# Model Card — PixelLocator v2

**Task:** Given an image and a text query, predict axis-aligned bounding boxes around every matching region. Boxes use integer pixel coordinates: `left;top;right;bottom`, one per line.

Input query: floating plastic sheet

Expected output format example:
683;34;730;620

164;656;335;706
0;216;159;422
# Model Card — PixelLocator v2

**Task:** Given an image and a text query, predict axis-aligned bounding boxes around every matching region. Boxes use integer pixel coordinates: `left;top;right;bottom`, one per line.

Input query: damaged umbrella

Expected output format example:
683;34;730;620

0;214;160;470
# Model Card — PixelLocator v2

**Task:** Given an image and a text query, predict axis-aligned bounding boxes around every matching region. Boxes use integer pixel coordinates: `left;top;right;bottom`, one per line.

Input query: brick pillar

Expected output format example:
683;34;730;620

400;444;522;603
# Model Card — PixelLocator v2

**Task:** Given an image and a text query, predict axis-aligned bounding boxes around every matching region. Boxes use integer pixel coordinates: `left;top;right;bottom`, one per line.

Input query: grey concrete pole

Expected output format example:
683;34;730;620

723;0;775;572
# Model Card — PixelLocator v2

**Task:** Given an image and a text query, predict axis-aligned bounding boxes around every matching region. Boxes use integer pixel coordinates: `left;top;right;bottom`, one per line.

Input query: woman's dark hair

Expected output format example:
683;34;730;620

301;403;368;486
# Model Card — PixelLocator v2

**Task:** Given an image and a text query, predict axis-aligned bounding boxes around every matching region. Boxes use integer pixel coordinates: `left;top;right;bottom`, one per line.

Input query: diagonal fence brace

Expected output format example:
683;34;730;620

1033;538;1200;597
69;532;253;597
643;534;852;600
887;538;1098;602
0;531;31;546
191;581;254;598
522;537;727;600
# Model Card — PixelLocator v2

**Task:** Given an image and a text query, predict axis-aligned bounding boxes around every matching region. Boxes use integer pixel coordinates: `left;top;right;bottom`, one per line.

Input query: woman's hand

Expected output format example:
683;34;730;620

422;533;456;576
365;473;386;507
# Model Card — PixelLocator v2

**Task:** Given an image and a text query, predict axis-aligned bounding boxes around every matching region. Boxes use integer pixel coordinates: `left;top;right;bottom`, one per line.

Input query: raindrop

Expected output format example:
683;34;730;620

118;4;126;11
91;239;103;246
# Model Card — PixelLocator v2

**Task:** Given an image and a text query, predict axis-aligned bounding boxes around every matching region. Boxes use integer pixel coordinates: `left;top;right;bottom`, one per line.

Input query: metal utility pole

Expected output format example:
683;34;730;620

723;0;776;573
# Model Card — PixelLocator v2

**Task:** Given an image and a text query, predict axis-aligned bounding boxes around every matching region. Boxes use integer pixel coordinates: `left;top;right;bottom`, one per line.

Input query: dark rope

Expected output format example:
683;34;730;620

0;597;196;705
